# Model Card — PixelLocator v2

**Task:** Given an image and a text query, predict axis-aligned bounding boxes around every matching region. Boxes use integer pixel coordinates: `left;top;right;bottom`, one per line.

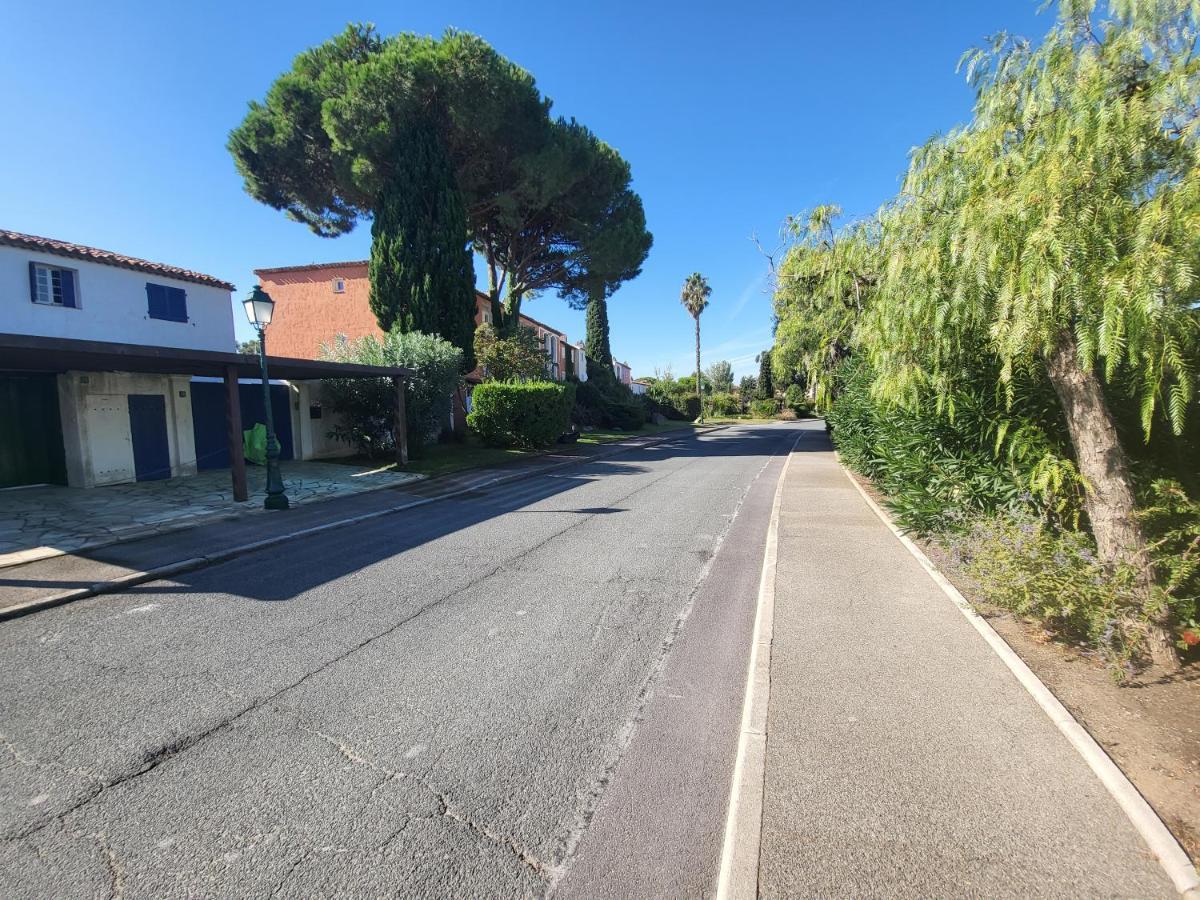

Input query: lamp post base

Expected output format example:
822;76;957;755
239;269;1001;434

264;492;290;511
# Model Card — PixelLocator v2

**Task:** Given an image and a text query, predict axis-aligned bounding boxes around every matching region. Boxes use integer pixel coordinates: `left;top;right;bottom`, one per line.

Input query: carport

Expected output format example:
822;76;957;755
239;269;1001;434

0;333;412;501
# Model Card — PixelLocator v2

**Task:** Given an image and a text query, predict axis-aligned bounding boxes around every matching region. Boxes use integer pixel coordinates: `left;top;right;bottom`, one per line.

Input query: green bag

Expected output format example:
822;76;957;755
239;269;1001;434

243;422;267;466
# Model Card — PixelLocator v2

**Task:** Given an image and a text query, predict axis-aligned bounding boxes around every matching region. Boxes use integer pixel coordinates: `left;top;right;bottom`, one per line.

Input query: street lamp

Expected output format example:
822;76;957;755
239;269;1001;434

243;286;289;510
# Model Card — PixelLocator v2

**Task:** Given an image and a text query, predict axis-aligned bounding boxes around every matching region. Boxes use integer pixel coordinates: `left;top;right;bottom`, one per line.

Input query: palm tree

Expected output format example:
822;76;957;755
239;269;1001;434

680;273;711;418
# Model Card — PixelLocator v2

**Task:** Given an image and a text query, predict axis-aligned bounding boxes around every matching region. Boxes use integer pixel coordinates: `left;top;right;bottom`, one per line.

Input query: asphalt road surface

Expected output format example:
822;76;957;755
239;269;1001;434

0;424;797;898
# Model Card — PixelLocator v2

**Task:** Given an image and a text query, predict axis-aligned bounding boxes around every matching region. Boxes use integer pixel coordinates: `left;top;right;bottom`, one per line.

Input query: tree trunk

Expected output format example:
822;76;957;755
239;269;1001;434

694;317;702;416
1045;333;1180;671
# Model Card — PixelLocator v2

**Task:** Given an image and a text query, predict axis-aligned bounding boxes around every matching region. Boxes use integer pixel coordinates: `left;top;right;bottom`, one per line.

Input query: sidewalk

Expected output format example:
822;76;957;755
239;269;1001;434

0;427;714;619
756;432;1179;897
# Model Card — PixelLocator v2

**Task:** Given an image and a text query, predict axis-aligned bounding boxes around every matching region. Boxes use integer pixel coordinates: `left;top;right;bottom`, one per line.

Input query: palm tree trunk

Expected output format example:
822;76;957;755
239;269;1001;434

694;317;702;416
1045;333;1180;671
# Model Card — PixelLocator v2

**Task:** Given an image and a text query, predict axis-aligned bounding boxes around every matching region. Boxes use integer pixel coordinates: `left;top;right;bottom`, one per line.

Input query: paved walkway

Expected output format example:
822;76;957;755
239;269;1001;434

758;428;1175;896
0;461;421;568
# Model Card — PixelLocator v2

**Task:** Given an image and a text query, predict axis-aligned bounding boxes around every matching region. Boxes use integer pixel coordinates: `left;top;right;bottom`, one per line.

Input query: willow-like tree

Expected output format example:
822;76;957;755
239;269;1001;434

869;0;1199;669
772;205;877;407
680;274;712;412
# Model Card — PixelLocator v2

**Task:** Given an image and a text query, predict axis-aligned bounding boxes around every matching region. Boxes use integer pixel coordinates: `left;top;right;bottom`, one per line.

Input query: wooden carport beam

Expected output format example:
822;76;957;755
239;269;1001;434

224;365;248;501
392;376;409;467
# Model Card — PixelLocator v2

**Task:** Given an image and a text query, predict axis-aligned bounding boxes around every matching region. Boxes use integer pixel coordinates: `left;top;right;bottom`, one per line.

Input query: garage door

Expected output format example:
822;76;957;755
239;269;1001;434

0;375;67;488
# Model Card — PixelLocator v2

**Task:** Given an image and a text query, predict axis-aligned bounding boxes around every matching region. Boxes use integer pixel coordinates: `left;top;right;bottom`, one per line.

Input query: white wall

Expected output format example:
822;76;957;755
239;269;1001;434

291;381;355;461
1;245;235;352
57;371;197;487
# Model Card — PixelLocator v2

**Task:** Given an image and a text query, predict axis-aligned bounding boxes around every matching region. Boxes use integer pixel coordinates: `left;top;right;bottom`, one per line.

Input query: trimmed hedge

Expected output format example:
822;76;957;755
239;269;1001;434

468;381;575;447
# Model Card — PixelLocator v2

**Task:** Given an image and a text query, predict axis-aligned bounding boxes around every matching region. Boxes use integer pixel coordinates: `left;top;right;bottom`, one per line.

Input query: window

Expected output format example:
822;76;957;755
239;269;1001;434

332;277;345;293
545;334;559;378
28;262;78;307
481;307;492;324
146;283;187;322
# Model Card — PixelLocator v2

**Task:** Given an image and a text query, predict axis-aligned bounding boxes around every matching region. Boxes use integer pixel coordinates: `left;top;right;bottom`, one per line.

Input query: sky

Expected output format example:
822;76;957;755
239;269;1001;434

2;0;1050;379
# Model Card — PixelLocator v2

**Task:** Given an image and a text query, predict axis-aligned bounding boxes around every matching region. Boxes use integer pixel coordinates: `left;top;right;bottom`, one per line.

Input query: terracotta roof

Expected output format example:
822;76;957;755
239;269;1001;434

1;229;235;291
256;259;369;276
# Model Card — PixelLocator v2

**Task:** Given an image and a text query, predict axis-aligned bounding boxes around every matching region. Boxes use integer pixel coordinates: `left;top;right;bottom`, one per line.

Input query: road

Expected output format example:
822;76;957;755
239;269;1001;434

0;424;798;898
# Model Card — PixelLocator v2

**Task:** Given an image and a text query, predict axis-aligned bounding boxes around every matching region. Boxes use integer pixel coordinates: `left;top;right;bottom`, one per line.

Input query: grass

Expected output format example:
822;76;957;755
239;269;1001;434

574;419;698;445
324;419;701;480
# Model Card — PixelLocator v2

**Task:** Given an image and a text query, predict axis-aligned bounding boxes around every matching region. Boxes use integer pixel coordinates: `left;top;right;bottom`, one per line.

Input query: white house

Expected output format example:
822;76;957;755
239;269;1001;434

2;231;236;351
0;230;402;494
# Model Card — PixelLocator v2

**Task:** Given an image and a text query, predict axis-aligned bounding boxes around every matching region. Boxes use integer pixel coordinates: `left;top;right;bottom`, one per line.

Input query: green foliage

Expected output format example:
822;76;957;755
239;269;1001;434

646;376;702;420
772;206;877;407
750;399;779;419
474;323;547;382
584;291;616;384
705;360;735;394
755;351;774;400
680;273;712;410
574;380;646;430
229;26;651;338
368;123;476;370
709;392;740;417
236;339;260;355
468;381;575;448
952;513;1148;670
738;375;757;405
321;331;462;458
868;1;1199;436
784;384;812;417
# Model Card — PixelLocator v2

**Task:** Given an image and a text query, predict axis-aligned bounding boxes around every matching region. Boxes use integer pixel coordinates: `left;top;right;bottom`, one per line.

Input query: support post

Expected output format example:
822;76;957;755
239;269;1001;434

223;364;248;502
393;375;409;466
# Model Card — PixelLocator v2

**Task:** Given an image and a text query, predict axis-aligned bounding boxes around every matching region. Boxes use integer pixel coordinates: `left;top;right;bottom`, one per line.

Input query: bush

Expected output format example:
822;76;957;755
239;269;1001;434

750;399;779;419
321;331;462;459
468;381;575;447
784;384;813;417
574;379;646;430
474;323;547;382
709;392;739;416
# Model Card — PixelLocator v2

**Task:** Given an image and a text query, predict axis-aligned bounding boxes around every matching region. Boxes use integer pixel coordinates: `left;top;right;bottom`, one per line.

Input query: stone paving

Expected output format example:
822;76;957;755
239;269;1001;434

0;461;422;568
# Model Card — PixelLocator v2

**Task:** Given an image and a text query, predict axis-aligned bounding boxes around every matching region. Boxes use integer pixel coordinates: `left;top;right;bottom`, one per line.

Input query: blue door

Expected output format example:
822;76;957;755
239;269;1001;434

190;381;295;470
128;394;171;482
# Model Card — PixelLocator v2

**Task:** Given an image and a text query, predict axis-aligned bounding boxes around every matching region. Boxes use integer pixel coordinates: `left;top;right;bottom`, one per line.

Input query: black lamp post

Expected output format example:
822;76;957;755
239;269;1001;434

243;286;289;510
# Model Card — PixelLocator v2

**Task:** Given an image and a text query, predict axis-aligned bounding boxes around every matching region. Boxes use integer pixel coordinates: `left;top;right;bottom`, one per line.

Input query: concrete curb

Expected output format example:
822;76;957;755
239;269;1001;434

840;460;1200;899
0;427;726;623
715;430;804;899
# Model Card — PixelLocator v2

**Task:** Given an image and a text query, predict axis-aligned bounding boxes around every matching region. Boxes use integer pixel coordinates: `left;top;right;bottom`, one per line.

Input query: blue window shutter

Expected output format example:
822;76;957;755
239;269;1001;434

146;283;166;319
168;287;187;322
28;262;38;303
60;270;77;308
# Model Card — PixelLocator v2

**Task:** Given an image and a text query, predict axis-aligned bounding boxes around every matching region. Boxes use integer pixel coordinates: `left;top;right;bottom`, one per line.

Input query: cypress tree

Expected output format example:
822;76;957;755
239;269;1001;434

755;349;774;400
584;286;616;385
369;120;477;372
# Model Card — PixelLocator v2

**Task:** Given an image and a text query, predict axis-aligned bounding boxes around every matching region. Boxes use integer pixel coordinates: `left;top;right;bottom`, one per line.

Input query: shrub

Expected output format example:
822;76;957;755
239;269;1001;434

468;381;575;447
750;399;778;419
474;323;547;382
709;392;739;416
575;379;646;430
784;384;813;417
951;512;1149;669
321;331;462;459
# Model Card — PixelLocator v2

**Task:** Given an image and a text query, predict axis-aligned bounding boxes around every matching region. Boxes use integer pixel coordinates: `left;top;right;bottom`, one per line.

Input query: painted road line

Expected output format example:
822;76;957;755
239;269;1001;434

716;428;805;899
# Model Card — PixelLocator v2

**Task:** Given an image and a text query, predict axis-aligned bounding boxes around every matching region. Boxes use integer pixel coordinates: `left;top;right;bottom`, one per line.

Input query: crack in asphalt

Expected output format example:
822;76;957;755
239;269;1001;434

0;441;712;855
544;429;796;895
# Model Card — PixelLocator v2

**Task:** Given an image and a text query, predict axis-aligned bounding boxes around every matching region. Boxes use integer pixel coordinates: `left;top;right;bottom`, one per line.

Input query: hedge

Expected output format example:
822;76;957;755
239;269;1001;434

468;381;575;448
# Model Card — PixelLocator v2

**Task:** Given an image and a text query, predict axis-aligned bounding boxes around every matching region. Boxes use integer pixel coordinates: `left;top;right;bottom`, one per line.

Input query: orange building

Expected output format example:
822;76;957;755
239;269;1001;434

254;261;576;429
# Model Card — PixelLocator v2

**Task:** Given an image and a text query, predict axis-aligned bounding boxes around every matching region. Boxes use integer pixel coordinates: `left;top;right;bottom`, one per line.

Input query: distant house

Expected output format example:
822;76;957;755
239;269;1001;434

255;261;577;428
613;359;632;386
630;379;650;396
0;231;405;493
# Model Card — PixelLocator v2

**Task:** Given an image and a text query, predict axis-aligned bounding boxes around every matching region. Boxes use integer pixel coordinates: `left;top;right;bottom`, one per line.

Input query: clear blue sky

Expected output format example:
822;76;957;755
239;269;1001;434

2;0;1048;378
